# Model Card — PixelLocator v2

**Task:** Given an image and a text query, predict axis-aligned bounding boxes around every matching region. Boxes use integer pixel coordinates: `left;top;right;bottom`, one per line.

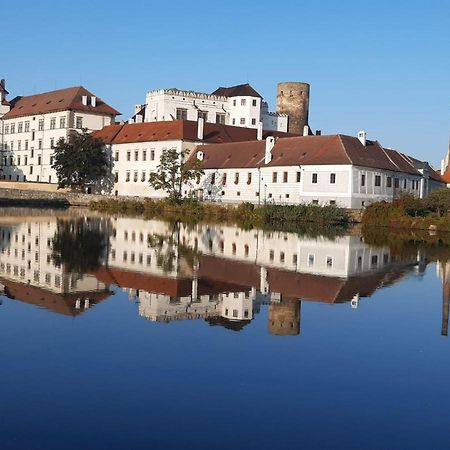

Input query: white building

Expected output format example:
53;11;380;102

0;80;119;183
94;119;292;197
138;83;288;132
188;132;444;208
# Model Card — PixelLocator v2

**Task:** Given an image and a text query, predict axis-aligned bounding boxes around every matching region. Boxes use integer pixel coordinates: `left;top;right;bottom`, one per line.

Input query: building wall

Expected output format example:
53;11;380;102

0;111;114;184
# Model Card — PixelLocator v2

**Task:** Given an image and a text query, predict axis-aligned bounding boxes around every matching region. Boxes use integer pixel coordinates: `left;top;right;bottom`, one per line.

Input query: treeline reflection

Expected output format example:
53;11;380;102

0;213;449;336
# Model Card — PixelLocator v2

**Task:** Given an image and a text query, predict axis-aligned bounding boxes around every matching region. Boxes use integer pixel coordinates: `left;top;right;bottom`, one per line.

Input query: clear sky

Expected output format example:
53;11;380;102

3;0;449;166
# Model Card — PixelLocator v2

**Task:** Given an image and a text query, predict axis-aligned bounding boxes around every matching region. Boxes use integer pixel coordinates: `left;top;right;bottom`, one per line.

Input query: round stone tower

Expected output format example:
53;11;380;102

276;82;310;135
268;298;301;336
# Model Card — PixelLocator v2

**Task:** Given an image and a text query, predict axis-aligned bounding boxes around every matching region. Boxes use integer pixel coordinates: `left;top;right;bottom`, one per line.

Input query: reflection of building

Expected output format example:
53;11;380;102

437;261;450;336
0;217;111;316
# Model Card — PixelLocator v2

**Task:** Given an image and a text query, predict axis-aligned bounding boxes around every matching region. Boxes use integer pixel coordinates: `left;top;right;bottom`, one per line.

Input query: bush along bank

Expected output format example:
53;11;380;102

89;198;350;228
362;190;450;232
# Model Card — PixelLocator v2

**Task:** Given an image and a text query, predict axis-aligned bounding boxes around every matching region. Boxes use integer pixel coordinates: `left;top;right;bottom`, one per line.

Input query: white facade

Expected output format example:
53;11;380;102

142;87;288;132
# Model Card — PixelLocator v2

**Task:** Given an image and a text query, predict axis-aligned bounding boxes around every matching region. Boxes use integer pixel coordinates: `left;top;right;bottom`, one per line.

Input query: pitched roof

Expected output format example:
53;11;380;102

211;83;262;98
92;120;296;145
188;134;426;175
441;171;450;183
3;86;120;119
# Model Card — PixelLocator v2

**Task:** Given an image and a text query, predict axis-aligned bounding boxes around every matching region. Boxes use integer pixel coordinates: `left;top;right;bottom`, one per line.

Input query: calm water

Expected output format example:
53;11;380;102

0;209;449;450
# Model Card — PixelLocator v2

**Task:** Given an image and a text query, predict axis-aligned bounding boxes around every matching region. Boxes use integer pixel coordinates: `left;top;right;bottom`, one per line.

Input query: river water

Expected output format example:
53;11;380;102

0;209;449;449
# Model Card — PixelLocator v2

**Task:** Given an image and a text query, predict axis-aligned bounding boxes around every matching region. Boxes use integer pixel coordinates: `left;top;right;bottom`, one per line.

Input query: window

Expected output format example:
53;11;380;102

394;178;399;188
361;174;366;186
222;173;227;185
312;199;318;205
50;138;54;148
133;171;138;182
269;250;274;261
60;117;66;128
211;173;216;185
126;172;130;182
76;116;83;129
371;255;378;266
25;140;28;150
134;150;139;161
247;173;252;184
38;120;44;131
308;254;315;267
150;149;155;161
403;179;407;189
387;176;392;188
216;113;225;125
330;173;336;184
312;173;318;184
272;172;278;183
240;118;245;125
38;155;42;165
330;200;336;205
114;172;119;183
18;122;23;133
251;118;256;125
280;252;285;263
283;172;288;183
232;118;236;125
142;150;147;161
24;122;30;132
50;118;56;129
241;99;246;106
4;124;9;134
252;99;257;107
296;172;301;182
326;256;333;268
198;110;208;121
176;108;187;120
126;151;131;161
233;99;236;106
38;139;42;150
31;131;35;141
234;173;239;184
375;175;381;187
18;141;21;151
115;151;119;161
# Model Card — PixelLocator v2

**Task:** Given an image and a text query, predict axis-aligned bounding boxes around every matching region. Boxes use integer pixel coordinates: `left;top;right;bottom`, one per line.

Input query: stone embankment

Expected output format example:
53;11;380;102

0;187;106;207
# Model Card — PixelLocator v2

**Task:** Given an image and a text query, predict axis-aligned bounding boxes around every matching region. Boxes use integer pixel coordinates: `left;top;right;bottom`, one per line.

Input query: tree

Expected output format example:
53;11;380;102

148;148;204;203
51;130;109;191
425;189;450;217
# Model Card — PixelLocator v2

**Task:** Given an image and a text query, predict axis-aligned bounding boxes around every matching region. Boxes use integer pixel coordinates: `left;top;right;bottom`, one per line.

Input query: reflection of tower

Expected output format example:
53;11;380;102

276;82;310;135
268;297;300;336
443;273;450;337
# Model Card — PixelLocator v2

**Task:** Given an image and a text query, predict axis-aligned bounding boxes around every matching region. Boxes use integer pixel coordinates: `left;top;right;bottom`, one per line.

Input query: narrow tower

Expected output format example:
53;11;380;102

276;82;310;135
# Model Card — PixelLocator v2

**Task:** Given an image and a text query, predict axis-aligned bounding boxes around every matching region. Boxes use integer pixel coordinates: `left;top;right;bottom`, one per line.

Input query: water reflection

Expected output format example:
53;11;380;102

0;212;449;335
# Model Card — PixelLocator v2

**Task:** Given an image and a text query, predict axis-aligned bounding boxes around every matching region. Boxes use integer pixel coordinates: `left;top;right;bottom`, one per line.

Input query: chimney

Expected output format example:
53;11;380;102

128;118;135;124
257;121;263;141
91;96;97;107
197;117;204;140
315;130;321;136
82;95;88;106
303;125;309;136
358;130;367;146
135;114;143;123
265;136;275;164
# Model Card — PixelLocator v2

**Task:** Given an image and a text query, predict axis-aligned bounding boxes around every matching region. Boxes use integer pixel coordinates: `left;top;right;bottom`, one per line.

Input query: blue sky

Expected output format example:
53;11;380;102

3;0;449;165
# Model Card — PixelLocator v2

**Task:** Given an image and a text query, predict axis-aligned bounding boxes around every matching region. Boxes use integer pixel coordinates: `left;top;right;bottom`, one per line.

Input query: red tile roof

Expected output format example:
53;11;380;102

441;171;450;183
211;83;262;98
0;276;112;316
92;120;297;145
3;86;120;119
188;134;426;175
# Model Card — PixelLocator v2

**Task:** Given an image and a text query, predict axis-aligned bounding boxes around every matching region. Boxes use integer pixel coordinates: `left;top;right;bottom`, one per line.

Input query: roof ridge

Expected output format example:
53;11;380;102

336;134;353;165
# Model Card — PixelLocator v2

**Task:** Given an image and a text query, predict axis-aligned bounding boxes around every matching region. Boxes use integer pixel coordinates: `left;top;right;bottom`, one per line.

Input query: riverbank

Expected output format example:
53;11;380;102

89;198;351;229
362;192;450;233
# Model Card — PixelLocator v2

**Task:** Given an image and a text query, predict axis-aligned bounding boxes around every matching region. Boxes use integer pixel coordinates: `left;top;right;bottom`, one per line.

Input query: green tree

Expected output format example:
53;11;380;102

425;188;450;217
148;148;203;203
51;130;109;191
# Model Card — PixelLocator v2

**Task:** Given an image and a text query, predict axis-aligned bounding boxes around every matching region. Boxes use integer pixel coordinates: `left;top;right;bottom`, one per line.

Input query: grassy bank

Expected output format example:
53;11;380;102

362;191;450;232
89;198;350;230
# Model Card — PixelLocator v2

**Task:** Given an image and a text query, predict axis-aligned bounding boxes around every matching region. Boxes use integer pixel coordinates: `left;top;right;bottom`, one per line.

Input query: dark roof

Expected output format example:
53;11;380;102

92;120;296;145
188;134;426;175
211;83;262;98
3;86;120;119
